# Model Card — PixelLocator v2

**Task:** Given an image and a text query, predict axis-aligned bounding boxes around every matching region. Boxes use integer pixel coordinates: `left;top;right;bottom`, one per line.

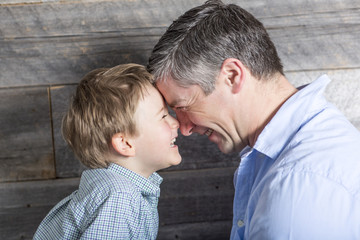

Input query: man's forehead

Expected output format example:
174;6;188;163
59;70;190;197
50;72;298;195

156;80;190;106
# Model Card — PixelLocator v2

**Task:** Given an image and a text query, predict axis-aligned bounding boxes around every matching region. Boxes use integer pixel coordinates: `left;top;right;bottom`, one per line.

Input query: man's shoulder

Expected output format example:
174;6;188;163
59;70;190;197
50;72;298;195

261;117;360;204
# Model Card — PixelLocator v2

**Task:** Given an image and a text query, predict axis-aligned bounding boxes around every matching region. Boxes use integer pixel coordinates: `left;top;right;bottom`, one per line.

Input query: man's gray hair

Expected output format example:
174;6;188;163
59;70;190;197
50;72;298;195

147;0;284;95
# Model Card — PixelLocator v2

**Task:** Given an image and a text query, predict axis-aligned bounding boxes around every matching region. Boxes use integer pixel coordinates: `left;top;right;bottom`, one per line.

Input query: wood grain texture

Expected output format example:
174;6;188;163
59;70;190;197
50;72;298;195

1;0;359;87
50;85;88;177
158;168;235;225
0;87;55;182
158;220;231;240
0;33;157;87
0;206;54;240
0;178;80;240
172;134;240;171
286;69;360;130
0;177;80;208
0;167;235;239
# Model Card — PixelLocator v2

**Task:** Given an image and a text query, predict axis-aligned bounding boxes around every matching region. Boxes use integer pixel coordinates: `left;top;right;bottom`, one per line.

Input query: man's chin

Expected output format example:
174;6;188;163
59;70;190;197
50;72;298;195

215;138;244;154
216;141;235;154
207;133;233;154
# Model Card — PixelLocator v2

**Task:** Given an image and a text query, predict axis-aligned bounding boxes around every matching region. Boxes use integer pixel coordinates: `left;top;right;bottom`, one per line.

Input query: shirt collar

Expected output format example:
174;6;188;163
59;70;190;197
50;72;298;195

107;163;163;197
252;74;331;160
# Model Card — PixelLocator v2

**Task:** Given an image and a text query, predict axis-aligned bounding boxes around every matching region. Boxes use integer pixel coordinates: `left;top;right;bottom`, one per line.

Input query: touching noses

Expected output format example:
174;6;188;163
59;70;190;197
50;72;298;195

168;114;180;130
175;110;195;136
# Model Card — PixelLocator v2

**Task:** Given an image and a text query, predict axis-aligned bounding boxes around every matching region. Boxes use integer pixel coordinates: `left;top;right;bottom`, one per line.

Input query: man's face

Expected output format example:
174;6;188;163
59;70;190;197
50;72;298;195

156;78;243;154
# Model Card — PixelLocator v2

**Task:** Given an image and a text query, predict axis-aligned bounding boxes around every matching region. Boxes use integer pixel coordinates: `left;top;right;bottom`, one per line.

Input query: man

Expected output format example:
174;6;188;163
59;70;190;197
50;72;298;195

147;0;360;239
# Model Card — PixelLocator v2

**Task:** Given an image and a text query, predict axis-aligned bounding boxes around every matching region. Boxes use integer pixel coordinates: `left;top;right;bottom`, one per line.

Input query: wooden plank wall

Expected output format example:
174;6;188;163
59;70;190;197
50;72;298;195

0;0;359;239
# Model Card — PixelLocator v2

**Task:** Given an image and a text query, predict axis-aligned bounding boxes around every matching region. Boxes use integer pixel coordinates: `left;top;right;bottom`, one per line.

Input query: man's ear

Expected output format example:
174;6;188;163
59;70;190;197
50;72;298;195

111;133;135;157
220;58;246;94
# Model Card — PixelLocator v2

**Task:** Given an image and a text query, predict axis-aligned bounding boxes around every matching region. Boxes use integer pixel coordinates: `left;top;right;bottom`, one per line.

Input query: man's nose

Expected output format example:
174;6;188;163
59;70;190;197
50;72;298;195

175;110;195;136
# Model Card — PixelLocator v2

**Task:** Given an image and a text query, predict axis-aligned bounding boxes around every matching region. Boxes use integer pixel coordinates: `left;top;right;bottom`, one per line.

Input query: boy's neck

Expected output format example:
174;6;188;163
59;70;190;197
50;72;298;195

110;157;155;179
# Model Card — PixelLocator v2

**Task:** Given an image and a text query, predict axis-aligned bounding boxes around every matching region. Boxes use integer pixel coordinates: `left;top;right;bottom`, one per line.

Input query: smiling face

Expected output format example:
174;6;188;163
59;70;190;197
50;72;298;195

132;85;182;175
156;77;244;154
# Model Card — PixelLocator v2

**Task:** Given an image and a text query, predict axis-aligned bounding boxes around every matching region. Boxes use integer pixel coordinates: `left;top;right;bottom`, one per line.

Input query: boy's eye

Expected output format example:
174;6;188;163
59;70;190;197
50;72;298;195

162;114;168;119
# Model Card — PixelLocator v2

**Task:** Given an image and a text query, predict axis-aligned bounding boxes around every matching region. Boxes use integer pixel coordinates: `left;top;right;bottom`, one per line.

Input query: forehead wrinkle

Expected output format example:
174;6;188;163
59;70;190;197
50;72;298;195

156;79;191;108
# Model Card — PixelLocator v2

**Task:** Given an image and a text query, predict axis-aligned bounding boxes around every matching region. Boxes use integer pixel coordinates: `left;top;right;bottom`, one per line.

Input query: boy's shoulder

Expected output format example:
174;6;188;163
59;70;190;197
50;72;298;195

72;163;161;213
68;166;143;218
80;166;140;198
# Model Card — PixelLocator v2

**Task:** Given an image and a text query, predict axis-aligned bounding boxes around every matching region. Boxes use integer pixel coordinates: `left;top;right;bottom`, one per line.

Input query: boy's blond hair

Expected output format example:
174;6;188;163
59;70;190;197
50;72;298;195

62;64;153;168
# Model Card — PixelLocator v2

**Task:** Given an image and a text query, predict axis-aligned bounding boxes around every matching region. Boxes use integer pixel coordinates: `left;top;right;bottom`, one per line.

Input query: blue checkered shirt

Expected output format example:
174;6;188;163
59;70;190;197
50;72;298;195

34;163;163;239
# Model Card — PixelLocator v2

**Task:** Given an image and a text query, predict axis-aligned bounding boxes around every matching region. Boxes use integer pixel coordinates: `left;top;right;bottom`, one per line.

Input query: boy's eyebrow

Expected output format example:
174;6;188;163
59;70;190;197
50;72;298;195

157;106;165;116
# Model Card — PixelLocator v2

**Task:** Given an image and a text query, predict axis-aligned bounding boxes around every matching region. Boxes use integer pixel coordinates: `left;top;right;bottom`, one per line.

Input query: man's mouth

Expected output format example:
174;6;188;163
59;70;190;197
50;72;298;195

204;128;214;137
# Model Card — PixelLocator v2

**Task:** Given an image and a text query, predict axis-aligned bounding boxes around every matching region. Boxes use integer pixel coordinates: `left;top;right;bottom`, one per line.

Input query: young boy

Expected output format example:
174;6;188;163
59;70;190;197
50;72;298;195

33;64;181;239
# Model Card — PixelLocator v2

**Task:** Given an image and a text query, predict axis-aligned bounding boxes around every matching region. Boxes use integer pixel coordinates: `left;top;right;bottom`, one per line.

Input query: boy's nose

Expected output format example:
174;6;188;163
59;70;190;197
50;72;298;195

169;114;180;129
175;111;195;136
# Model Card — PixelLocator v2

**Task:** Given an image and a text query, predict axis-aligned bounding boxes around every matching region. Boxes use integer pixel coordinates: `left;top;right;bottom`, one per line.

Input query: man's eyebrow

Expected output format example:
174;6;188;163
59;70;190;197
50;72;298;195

168;102;176;108
167;99;185;109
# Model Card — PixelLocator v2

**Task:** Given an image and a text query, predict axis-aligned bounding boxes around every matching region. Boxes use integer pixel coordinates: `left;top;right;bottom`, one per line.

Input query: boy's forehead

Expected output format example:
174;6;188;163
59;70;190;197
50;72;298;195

139;84;165;109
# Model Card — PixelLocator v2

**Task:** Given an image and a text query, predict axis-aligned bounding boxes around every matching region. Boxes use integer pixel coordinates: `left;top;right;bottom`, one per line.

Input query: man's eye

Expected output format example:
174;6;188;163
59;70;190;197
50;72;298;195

176;106;188;111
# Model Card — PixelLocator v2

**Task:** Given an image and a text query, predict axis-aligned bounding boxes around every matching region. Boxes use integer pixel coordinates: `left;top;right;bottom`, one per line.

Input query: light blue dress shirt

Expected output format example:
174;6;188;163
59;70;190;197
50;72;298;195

231;75;360;240
34;163;163;240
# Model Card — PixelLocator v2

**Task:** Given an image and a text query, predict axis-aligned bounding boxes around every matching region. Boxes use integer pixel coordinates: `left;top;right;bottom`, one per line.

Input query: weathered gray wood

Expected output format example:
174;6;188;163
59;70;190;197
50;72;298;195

0;0;195;38
50;85;88;177
1;0;359;87
0;206;54;240
0;176;80;208
269;15;360;72
0;87;55;182
0;167;235;239
173;134;240;171
286;69;360;130
0;34;157;87
0;210;231;240
1;0;358;38
0;178;79;240
1;0;58;4
159;168;235;225
158;220;231;240
0;0;192;87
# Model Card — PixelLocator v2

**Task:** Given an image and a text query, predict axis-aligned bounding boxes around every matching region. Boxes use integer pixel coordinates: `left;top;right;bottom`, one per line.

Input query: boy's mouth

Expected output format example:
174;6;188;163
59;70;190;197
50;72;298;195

170;138;176;147
204;128;214;137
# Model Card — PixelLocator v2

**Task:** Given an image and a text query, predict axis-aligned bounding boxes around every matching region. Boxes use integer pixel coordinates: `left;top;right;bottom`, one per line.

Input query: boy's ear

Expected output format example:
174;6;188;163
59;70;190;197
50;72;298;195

220;58;245;94
111;133;135;157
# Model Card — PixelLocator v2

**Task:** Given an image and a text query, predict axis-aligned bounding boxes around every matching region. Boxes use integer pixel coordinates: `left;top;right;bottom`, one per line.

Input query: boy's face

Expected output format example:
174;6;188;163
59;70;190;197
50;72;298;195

133;84;181;175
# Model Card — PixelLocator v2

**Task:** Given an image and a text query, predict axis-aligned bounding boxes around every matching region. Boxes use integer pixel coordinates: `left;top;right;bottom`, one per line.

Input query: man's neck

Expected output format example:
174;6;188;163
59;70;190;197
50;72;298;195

247;74;298;147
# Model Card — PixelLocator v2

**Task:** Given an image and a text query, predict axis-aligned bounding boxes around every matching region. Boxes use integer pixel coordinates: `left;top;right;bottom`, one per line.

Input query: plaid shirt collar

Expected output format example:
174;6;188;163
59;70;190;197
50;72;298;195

107;163;163;197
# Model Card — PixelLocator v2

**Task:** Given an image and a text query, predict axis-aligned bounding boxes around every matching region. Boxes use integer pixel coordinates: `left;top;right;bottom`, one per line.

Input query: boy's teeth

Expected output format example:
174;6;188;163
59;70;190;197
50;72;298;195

170;138;176;147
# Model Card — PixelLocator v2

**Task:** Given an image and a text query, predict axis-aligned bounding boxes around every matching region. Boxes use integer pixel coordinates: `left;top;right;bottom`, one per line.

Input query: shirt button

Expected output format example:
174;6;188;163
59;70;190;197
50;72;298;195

237;220;244;227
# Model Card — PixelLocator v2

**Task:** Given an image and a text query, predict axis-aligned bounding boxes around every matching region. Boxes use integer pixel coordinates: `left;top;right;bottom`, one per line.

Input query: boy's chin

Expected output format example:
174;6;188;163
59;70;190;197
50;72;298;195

161;156;182;170
172;156;182;166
